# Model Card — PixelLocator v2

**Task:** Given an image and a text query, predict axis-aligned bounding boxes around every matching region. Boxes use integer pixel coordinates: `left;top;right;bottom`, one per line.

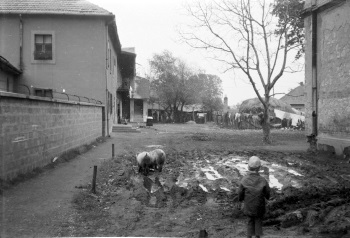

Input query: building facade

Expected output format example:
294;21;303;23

303;0;350;156
0;0;125;136
0;56;22;92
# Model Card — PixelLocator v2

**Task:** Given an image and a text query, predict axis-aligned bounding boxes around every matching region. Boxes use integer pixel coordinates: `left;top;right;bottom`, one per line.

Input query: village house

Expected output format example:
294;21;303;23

117;66;150;124
0;55;22;92
0;0;137;136
280;82;306;112
116;48;150;125
303;0;350;156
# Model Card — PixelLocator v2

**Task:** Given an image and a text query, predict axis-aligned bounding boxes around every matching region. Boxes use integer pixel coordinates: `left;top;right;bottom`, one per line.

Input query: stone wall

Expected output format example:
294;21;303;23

0;92;103;180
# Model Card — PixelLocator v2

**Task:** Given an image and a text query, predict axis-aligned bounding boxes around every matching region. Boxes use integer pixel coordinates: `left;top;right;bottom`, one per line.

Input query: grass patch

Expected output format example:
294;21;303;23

72;190;98;211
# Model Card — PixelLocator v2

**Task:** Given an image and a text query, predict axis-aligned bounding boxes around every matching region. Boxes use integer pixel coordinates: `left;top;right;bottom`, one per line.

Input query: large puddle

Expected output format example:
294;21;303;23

169;155;304;193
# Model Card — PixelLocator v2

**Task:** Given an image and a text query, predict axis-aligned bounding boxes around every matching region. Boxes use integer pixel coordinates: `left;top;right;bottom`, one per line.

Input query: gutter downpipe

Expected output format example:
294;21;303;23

307;9;318;152
105;23;109;137
19;14;23;71
311;11;318;136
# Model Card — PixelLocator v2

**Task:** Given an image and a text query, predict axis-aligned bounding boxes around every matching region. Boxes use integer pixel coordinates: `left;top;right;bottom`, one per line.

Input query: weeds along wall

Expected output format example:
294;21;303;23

0;92;103;181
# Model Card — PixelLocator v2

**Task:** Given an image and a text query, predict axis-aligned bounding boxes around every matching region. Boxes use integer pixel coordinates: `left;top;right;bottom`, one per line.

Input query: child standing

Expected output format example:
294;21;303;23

238;156;270;238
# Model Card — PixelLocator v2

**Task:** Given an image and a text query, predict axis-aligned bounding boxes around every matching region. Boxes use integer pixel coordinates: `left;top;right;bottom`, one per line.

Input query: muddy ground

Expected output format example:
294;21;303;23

57;123;350;238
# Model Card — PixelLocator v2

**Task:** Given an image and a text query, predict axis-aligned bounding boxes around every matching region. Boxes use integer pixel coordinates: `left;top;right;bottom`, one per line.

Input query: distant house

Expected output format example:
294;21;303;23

148;102;167;122
0;0;136;136
303;0;350;156
129;75;150;123
117;48;136;123
0;56;22;92
280;82;305;112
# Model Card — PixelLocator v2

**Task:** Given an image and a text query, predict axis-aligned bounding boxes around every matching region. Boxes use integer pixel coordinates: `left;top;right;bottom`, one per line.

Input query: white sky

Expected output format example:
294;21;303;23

89;0;305;106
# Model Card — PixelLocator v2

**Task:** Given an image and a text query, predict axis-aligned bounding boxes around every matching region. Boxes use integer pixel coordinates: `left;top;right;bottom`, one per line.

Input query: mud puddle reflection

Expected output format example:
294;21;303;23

169;154;304;193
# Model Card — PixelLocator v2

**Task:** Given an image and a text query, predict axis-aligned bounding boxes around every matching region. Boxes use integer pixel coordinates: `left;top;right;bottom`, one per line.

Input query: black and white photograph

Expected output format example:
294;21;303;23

1;0;350;237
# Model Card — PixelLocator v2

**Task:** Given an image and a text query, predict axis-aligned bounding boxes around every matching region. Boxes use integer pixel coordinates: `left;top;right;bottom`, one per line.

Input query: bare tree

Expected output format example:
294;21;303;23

180;0;302;143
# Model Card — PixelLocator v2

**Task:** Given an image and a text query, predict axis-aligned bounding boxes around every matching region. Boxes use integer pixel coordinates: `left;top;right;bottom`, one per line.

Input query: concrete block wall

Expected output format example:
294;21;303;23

0;92;103;181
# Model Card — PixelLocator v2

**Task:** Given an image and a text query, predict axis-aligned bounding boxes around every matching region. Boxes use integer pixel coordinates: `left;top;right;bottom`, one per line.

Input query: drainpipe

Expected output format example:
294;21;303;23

105;23;109;137
311;11;318;136
19;14;23;70
307;10;318;152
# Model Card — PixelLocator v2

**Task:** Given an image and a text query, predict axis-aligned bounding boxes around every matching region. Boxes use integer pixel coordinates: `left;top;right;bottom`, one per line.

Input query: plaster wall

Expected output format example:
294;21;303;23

21;15;106;101
105;32;119;131
317;2;350;135
304;0;350;154
304;16;313;135
143;100;148;122
0;15;20;68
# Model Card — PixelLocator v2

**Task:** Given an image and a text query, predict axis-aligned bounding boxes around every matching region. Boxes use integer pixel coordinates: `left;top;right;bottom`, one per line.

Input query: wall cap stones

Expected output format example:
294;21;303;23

0;91;104;107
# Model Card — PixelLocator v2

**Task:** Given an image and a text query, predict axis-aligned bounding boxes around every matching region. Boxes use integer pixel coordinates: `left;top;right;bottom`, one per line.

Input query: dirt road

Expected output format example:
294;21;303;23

0;138;113;237
1;123;350;238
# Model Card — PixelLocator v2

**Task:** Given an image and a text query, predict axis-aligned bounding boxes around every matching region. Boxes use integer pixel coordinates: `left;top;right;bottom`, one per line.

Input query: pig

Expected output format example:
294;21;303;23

136;152;151;176
149;149;166;172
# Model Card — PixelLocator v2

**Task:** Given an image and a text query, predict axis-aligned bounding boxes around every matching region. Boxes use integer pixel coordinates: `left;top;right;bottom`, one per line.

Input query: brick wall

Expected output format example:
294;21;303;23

0;92;103;181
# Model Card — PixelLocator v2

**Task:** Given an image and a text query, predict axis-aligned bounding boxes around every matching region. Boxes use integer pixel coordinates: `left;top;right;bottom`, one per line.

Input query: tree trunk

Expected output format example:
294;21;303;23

180;103;185;123
262;119;271;144
173;104;180;123
262;97;272;144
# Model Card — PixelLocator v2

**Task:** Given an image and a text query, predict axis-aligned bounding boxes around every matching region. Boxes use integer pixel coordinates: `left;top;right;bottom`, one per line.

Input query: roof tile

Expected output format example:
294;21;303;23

280;85;305;105
0;0;113;16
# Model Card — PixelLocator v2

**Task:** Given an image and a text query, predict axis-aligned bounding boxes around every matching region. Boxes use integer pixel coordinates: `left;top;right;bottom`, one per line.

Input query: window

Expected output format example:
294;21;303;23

31;31;55;64
34;34;52;60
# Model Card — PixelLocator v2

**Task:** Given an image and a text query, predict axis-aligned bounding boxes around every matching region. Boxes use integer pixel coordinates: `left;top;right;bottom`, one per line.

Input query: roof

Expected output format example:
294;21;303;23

280;85;305;105
0;0;113;17
302;0;345;16
182;104;204;112
240;97;295;114
0;56;22;75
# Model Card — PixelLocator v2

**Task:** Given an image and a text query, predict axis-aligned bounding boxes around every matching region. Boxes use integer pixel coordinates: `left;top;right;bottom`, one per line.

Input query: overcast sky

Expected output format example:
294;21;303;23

89;0;304;106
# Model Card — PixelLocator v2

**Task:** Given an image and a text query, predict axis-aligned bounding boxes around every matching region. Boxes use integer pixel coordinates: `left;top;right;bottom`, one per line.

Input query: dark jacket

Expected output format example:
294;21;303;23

238;171;270;217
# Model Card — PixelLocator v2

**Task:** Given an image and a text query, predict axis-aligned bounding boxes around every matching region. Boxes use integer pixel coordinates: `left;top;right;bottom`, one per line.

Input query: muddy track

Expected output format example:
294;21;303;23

66;146;350;237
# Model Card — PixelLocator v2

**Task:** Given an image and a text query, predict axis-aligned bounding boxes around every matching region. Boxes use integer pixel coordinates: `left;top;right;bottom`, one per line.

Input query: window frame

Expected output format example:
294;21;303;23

31;31;56;64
